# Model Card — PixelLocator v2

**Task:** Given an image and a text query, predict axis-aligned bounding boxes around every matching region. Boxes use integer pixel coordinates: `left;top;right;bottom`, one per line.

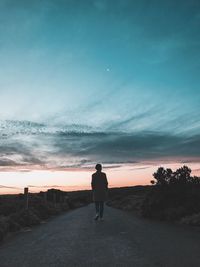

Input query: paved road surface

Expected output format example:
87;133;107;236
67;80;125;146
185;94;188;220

1;204;200;267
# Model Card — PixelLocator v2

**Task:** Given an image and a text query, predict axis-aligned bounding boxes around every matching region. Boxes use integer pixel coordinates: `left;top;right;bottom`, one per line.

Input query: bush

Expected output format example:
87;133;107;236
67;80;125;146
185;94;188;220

8;219;21;232
142;165;200;221
152;165;200;186
10;209;40;227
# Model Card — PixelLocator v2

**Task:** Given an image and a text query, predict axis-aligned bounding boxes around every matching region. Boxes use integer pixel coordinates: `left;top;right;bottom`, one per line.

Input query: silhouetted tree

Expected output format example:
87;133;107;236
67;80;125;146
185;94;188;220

152;165;199;186
173;165;191;185
192;176;200;185
153;167;173;186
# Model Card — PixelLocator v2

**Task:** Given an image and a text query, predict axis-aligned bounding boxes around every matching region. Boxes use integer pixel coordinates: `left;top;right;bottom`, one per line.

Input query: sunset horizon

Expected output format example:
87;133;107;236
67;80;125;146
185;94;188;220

1;0;200;194
1;160;200;194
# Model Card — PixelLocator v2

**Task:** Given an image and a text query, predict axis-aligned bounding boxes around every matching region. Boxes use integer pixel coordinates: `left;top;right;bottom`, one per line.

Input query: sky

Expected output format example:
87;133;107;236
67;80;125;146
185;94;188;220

0;0;200;193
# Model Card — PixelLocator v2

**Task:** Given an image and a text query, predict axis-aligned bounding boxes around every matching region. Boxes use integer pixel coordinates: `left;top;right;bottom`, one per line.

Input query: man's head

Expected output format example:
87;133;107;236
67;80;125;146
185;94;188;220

95;163;102;172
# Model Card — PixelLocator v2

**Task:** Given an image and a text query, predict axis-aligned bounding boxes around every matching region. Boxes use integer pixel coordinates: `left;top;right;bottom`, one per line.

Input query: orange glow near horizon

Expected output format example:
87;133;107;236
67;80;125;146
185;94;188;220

0;161;200;195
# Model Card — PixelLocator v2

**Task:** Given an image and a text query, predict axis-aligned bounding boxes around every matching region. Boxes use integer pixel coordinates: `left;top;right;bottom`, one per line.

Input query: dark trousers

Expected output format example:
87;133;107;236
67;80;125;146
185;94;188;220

95;201;104;218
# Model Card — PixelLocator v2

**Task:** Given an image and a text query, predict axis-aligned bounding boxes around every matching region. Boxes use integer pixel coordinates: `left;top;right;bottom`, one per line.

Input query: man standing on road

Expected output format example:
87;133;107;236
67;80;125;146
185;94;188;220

91;164;108;221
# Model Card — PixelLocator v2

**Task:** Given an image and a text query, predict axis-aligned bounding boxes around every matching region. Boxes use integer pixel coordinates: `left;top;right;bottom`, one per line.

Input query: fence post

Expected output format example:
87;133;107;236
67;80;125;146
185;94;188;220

24;187;29;209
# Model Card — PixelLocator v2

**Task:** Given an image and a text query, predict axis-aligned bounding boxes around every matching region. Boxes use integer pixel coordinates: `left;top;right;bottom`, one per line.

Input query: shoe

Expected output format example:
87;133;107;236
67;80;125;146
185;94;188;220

99;217;104;221
94;214;99;220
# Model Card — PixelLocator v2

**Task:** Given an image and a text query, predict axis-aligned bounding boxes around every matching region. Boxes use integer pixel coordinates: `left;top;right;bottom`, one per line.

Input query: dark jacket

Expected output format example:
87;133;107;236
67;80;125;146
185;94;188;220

91;171;108;201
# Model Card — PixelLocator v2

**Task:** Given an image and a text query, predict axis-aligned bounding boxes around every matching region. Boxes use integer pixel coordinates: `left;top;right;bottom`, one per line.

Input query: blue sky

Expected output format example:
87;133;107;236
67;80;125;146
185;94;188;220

0;0;200;174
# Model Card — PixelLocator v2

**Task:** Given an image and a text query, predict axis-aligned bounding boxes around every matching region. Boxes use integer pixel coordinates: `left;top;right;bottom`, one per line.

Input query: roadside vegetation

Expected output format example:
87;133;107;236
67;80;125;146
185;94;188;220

142;165;200;224
108;165;200;226
0;189;92;242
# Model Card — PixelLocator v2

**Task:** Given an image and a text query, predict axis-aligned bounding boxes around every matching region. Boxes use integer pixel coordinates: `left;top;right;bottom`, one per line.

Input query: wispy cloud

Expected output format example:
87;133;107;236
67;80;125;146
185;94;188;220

0;185;20;189
0;120;200;171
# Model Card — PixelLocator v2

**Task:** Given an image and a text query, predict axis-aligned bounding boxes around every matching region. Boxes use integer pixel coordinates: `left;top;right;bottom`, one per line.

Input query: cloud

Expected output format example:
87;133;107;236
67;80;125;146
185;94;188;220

0;158;19;166
0;185;20;189
28;184;61;188
0;119;200;171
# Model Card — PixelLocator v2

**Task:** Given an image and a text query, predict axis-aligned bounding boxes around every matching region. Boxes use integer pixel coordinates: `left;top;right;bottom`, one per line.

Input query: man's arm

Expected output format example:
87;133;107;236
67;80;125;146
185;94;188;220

105;174;108;189
91;175;95;190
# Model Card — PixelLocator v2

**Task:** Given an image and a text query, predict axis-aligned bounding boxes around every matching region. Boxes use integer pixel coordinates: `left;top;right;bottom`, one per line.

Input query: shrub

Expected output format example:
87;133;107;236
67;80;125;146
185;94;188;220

152;165;200;186
142;165;200;221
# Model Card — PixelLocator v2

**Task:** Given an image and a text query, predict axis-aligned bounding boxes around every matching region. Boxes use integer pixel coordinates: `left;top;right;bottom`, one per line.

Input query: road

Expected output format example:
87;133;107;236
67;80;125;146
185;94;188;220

1;204;200;267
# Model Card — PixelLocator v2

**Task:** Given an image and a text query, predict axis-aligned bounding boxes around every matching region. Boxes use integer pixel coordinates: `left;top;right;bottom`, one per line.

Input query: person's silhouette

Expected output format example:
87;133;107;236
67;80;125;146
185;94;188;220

91;164;108;221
